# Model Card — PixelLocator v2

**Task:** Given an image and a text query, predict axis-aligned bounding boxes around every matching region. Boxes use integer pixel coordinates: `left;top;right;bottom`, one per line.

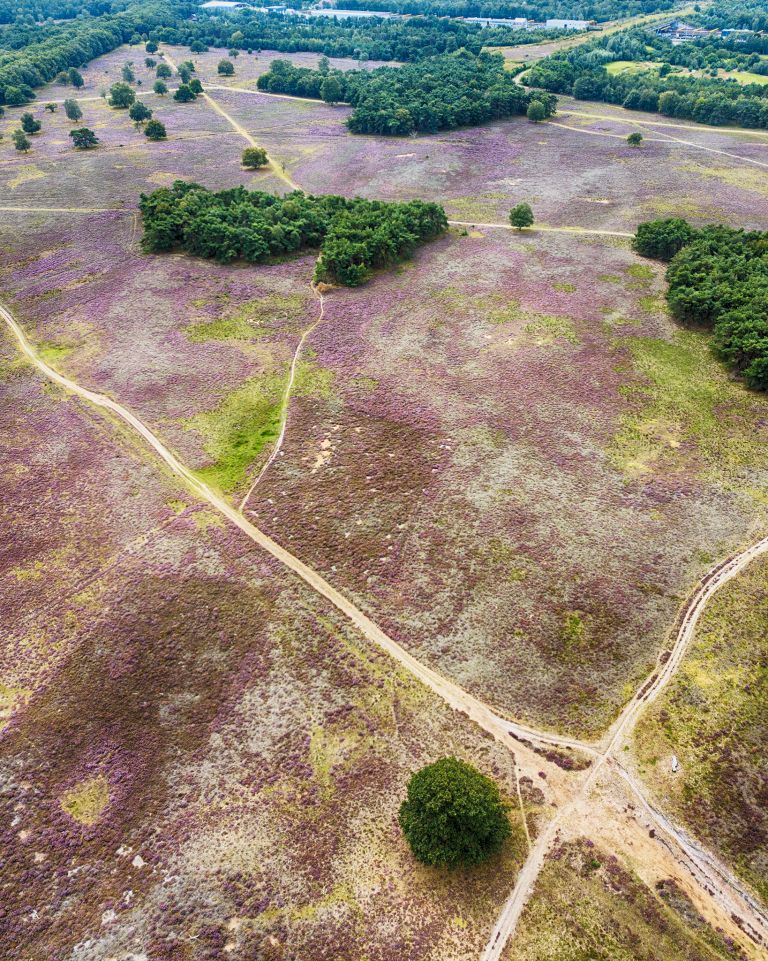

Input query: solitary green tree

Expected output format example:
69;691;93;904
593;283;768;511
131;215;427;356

218;59;235;76
173;84;196;103
156;63;172;79
153;79;168;95
526;100;547;122
399;757;510;869
122;62;136;83
12;129;31;152
69;127;99;149
63;99;82;121
45;102;57;113
146;40;158;54
145;57;157;68
20;112;41;134
320;75;343;105
129;100;152;123
627;131;643;147
109;82;136;108
509;202;534;231
242;146;268;168
144;118;167;141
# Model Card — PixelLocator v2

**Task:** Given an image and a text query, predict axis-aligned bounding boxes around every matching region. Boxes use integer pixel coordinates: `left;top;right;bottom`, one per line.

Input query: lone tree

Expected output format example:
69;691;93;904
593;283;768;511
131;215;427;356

156;63;172;79
121;62;135;83
320;75;343;105
12;129;31;152
109;82;136;108
146;40;158;54
627;131;643;147
20;112;42;134
242;146;268;168
526;100;547;122
45;102;57;113
173;83;196;103
69;127;99;149
399;757;510;869
63;99;82;121
153;79;168;95
509;202;534;231
218;59;235;76
129;100;152;123
145;118;167;140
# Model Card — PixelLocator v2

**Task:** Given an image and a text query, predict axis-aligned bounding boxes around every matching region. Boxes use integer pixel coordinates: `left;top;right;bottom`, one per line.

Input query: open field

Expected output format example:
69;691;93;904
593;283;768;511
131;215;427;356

2;34;768;960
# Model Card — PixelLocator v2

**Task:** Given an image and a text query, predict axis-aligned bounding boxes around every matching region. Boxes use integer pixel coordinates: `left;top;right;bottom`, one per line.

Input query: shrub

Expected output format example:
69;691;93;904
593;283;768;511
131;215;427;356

174;84;196;103
398;757;510;868
12;129;31;152
145;118;167;140
69;127;99;149
20;112;41;134
45;102;57;113
526;100;547;122
627;131;643;146
242;146;268;168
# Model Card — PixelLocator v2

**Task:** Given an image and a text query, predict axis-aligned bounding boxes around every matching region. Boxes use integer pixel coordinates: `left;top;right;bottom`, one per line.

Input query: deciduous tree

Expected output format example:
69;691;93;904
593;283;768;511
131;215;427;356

69;127;99;149
509;202;534;230
399;758;511;868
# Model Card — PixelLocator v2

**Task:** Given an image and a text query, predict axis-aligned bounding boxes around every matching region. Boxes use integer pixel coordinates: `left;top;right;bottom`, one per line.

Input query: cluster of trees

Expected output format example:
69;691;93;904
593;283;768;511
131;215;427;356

526;28;768;128
635;218;768;390
0;0;119;24
0;1;181;106
331;0;673;23
139;181;448;286
694;0;768;33
258;50;556;135
150;11;564;64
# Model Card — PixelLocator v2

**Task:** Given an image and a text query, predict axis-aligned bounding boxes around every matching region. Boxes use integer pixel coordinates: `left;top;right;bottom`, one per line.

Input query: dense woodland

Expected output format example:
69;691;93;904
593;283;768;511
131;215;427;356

694;0;768;33
334;0;673;24
526;28;768;128
258;50;556;134
153;13;565;62
635;219;768;391
140;181;448;286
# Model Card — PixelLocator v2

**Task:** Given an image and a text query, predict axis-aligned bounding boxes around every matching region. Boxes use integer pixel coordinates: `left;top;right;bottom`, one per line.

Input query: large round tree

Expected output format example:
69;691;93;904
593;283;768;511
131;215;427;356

399;757;510;868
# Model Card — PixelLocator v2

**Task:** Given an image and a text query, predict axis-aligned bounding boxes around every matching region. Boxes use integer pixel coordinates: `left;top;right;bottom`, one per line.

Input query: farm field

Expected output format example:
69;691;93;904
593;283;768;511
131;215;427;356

2;30;768;961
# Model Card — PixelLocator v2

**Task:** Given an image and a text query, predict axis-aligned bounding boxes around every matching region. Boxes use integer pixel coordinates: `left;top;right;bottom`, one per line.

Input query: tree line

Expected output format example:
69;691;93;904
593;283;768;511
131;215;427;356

333;0;673;25
139;181;448;286
258;50;556;135
525;28;768;129
634;218;768;391
151;11;565;64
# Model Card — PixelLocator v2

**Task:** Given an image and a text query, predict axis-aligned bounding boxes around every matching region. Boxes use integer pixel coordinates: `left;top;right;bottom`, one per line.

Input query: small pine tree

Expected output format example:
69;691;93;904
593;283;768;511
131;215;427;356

509;203;534;231
627;131;643;147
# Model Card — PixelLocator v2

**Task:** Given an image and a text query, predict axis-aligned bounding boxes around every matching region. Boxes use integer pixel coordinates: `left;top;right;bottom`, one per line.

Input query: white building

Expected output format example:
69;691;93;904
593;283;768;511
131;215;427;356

546;18;590;30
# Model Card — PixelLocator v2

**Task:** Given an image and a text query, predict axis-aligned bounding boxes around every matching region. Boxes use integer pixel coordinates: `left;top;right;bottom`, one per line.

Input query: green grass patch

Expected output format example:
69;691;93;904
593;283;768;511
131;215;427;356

186;372;286;494
609;330;768;487
37;339;74;367
186;293;308;343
